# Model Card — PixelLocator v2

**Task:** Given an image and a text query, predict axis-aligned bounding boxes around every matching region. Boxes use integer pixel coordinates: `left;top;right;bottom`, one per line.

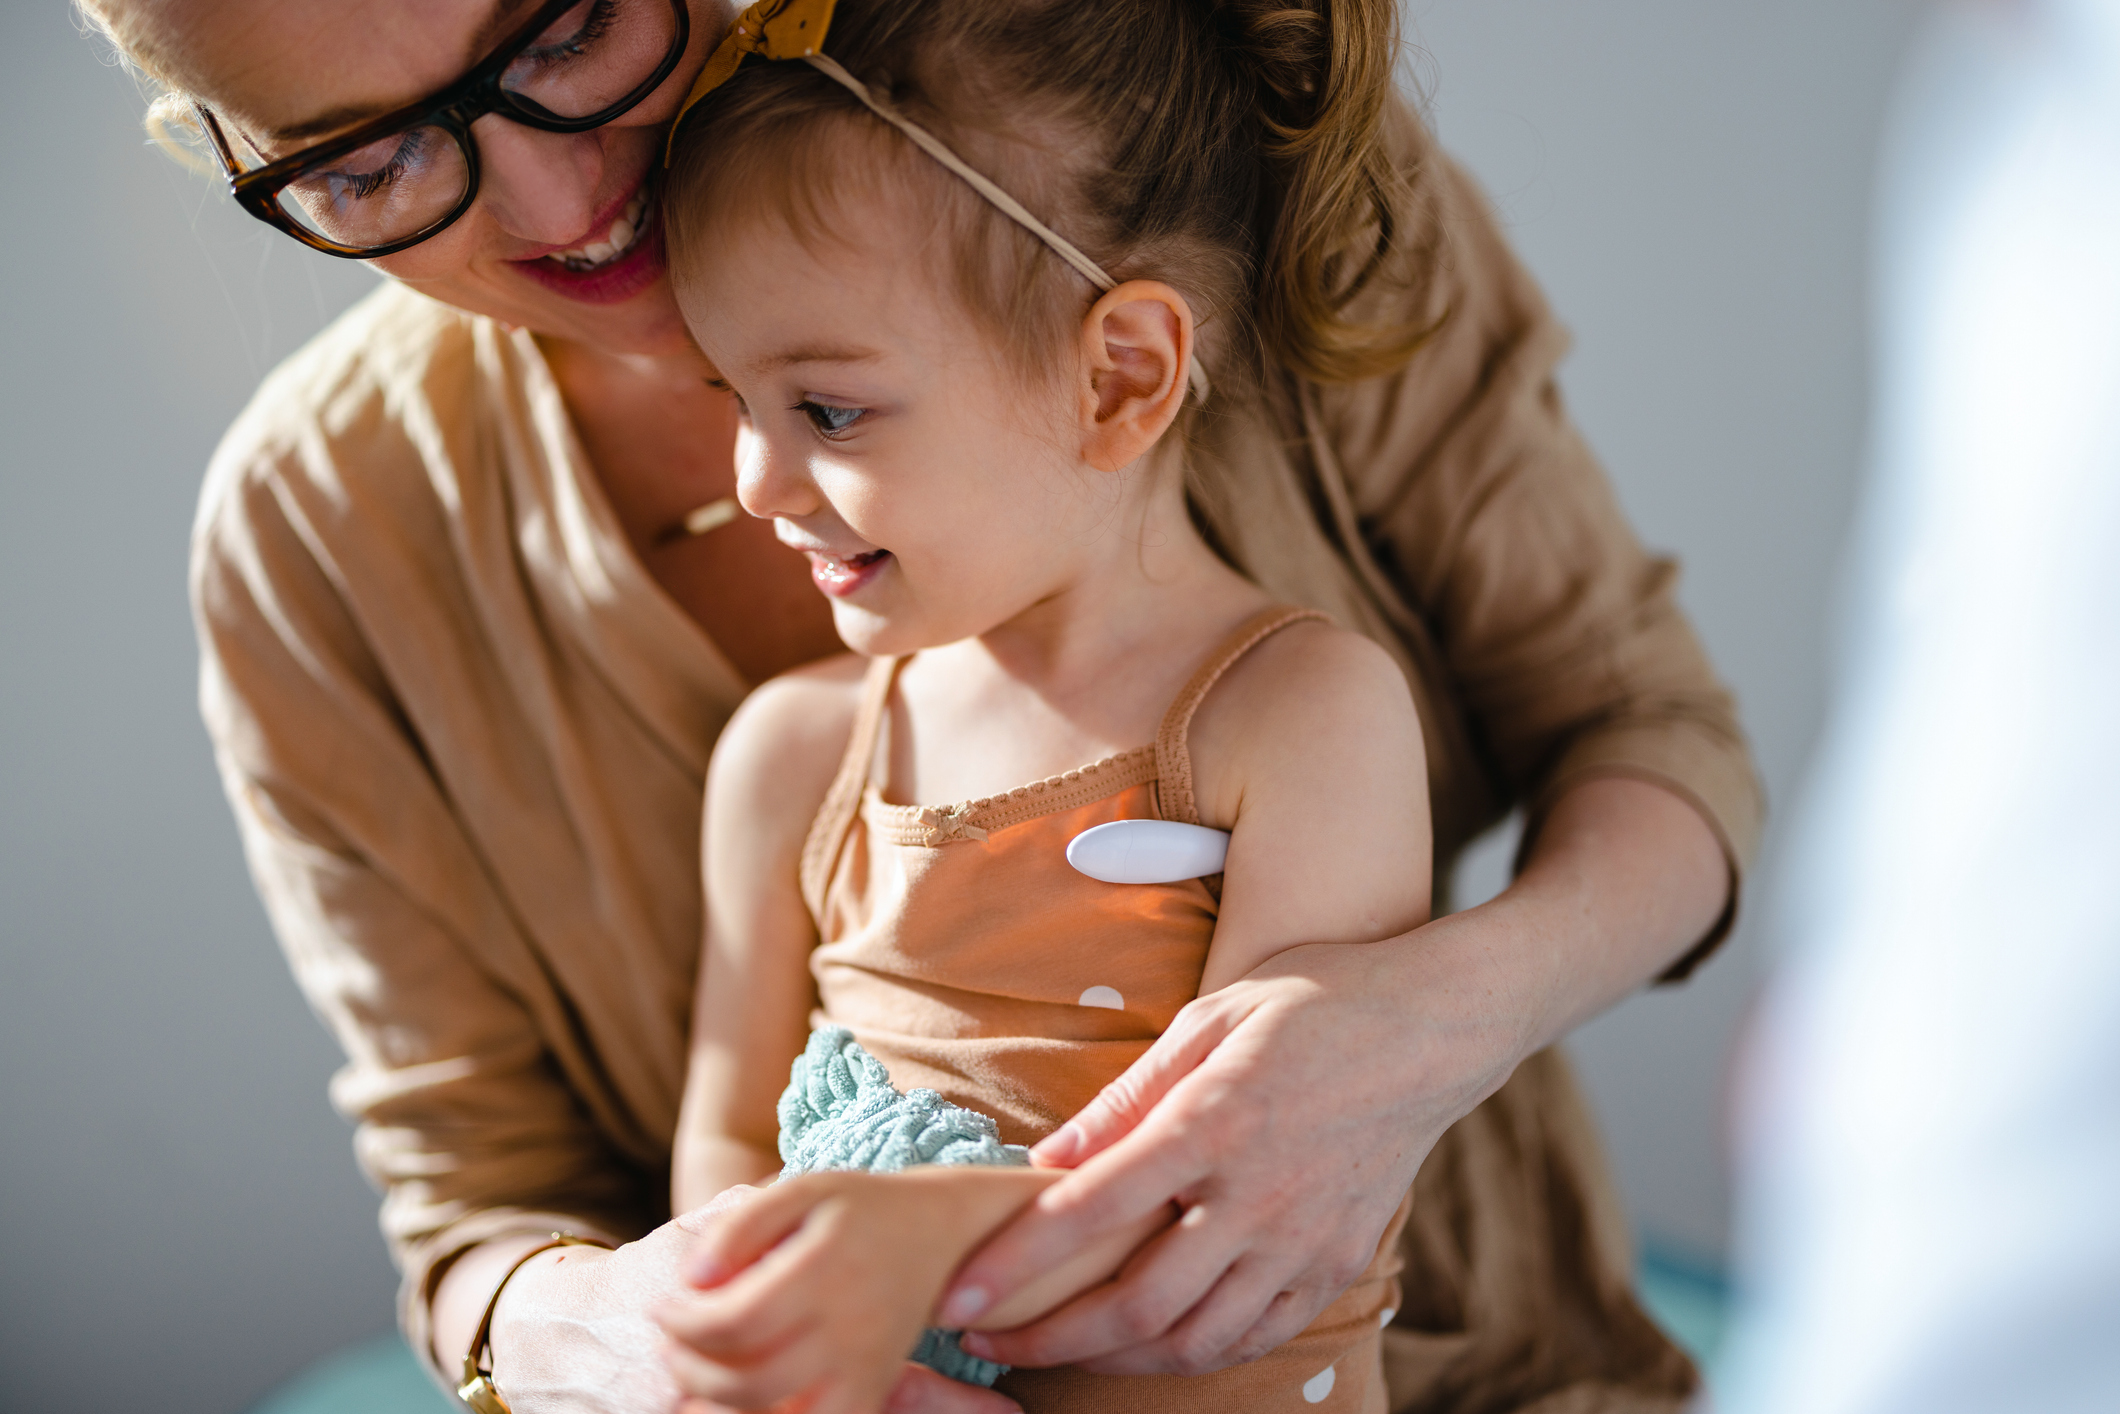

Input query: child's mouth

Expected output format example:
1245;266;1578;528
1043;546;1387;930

807;549;891;597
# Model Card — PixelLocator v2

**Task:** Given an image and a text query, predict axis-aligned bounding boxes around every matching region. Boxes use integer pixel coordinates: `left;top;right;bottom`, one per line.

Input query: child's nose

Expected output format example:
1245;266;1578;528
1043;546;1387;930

734;424;821;521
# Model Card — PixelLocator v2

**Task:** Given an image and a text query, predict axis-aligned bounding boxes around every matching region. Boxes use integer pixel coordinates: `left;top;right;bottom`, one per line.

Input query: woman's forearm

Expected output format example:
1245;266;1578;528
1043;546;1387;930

1483;774;1731;1056
1343;773;1731;1141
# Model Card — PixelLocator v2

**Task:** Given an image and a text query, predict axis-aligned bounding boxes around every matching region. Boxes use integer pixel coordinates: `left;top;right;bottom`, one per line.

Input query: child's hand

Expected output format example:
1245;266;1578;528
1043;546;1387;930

651;1170;996;1414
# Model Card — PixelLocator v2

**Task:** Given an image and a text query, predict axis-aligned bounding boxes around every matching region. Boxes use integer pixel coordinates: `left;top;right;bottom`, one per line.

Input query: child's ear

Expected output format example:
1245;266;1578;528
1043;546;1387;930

1076;281;1194;473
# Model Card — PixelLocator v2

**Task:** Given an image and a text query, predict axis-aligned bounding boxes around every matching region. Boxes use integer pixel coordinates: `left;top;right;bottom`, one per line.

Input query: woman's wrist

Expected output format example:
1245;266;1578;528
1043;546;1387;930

451;1237;612;1411
431;1233;614;1385
486;1242;614;1377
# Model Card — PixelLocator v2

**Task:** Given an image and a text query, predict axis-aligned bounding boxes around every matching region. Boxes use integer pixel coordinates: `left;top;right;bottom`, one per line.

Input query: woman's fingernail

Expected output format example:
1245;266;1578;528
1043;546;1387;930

959;1330;996;1359
1031;1123;1080;1165
940;1285;990;1327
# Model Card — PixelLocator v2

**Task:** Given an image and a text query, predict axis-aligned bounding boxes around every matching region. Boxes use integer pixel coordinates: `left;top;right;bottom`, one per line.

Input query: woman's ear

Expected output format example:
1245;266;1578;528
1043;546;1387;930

1076;281;1194;473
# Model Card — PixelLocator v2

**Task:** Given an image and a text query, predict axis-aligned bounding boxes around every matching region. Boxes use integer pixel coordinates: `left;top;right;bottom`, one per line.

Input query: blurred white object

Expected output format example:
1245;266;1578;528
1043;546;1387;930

1720;2;2120;1412
1066;820;1230;884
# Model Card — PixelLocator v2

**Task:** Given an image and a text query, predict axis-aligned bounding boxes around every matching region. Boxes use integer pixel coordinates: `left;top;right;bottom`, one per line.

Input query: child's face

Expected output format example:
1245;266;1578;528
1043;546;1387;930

676;187;1142;657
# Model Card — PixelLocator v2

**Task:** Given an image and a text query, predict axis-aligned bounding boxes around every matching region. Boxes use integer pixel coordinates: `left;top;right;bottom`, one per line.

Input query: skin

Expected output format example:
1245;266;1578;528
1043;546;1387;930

654;185;1432;1411
657;1172;1165;1414
102;0;1734;1405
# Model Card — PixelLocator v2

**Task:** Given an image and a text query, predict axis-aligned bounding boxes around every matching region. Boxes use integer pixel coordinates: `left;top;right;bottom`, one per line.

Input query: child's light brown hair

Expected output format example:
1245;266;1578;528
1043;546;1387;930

664;0;1434;405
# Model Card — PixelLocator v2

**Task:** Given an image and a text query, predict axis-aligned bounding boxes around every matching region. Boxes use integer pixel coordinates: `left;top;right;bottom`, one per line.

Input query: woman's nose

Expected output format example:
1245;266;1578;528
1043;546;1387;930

466;115;606;247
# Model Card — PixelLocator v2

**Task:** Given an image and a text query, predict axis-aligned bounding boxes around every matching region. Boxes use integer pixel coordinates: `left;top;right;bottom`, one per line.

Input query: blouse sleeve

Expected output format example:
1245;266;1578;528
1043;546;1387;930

192;454;657;1368
1317;108;1764;972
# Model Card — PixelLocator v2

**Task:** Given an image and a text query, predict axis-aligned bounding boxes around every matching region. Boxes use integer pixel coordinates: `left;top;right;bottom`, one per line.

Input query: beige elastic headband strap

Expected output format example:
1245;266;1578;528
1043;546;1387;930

802;54;1212;403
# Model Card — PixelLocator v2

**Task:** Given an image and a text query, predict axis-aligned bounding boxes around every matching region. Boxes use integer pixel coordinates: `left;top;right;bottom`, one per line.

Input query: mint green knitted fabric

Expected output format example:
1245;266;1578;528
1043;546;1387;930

776;1026;1030;1387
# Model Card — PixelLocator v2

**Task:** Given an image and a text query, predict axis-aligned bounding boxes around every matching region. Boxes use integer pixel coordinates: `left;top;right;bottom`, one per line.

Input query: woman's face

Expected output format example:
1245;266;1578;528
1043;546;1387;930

125;0;735;356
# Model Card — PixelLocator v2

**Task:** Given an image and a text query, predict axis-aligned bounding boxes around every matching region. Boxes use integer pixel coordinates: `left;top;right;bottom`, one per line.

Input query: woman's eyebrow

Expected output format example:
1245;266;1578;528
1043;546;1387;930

264;0;544;142
267;103;391;144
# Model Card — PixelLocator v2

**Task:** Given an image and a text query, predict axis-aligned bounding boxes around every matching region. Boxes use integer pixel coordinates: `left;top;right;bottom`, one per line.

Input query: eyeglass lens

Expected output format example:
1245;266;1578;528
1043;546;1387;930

272;0;678;251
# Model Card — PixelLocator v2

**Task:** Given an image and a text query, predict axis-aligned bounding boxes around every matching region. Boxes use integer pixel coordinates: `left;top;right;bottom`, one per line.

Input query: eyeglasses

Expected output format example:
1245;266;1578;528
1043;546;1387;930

195;0;690;259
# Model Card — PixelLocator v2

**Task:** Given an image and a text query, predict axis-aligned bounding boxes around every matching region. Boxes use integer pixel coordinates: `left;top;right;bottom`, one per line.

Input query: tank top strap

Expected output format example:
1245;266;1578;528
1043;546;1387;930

800;655;904;918
1153;606;1332;826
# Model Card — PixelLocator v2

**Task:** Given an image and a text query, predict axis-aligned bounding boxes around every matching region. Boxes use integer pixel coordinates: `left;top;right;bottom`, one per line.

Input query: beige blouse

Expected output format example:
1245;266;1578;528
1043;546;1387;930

192;106;1756;1412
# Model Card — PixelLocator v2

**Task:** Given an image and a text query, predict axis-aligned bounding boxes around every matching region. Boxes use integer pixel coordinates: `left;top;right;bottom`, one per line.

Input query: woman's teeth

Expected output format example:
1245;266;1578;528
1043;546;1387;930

546;191;650;270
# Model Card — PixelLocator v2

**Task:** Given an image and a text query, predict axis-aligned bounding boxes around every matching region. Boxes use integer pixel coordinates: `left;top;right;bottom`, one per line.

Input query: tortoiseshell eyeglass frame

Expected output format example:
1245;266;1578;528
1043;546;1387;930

192;0;690;259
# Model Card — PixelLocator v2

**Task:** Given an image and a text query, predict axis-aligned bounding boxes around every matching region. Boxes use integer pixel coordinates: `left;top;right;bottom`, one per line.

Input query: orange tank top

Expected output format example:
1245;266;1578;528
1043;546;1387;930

797;606;1408;1413
797;607;1325;1145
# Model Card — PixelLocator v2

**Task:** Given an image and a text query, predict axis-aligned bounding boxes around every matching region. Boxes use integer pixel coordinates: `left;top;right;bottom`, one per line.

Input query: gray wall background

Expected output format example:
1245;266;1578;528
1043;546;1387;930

0;3;1919;1411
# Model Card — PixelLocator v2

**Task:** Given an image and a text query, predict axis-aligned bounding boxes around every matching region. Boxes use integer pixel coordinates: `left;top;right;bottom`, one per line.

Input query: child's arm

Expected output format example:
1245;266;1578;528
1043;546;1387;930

655;1165;1171;1413
671;657;869;1213
1187;621;1432;993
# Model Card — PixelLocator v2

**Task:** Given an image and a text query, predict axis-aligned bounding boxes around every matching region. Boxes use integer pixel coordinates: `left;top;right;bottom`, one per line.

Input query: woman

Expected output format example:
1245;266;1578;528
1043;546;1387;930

79;0;1757;1410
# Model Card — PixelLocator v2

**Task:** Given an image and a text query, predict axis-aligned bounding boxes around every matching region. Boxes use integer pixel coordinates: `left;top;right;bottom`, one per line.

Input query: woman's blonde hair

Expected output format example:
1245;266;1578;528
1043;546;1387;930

73;0;213;171
665;0;1436;400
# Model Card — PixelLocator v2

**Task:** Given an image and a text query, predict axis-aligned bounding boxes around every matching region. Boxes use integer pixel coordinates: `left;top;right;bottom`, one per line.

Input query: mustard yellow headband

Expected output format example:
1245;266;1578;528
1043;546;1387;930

667;0;1211;401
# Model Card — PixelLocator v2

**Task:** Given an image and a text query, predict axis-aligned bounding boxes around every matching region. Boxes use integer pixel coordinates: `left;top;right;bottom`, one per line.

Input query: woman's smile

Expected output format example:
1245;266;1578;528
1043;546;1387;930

506;174;668;305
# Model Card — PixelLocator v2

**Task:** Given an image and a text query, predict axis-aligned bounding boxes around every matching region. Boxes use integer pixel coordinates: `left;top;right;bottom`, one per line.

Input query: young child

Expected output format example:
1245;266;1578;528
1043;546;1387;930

653;1;1432;1410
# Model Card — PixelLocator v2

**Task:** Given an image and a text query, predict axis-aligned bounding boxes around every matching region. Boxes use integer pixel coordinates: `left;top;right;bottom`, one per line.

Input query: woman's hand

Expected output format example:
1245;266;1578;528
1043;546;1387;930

941;777;1729;1376
940;932;1496;1376
481;1190;757;1414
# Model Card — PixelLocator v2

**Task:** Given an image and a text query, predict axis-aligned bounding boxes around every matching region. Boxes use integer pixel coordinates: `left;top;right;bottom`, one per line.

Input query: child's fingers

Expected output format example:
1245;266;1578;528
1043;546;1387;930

659;1221;837;1359
686;1174;841;1287
654;1283;815;1364
804;1375;902;1414
660;1322;839;1410
660;1200;857;1358
882;1363;1024;1414
797;1359;934;1414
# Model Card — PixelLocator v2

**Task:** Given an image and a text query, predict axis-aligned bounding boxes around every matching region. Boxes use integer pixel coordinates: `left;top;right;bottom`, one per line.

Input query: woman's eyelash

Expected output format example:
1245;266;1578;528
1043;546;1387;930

706;378;750;419
796;400;866;437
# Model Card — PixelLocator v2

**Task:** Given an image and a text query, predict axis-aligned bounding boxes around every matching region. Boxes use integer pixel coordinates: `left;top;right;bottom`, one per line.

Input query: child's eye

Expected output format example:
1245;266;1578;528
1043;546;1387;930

796;400;866;438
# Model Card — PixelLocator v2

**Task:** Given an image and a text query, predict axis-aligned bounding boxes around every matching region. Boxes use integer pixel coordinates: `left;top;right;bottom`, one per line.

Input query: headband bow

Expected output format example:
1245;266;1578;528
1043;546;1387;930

666;0;1211;401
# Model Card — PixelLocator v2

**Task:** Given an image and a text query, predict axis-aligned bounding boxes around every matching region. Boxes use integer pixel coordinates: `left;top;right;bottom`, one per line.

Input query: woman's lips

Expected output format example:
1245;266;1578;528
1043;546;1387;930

807;550;891;597
507;187;666;306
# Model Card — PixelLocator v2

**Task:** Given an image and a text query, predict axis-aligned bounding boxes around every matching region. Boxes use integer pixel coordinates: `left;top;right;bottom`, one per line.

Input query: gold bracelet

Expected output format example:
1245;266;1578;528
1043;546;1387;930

457;1232;614;1414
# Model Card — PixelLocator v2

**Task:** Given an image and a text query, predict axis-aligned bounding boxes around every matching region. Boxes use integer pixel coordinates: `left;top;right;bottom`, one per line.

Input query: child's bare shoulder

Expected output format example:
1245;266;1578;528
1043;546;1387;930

1201;618;1414;740
1188;620;1421;821
709;653;871;835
